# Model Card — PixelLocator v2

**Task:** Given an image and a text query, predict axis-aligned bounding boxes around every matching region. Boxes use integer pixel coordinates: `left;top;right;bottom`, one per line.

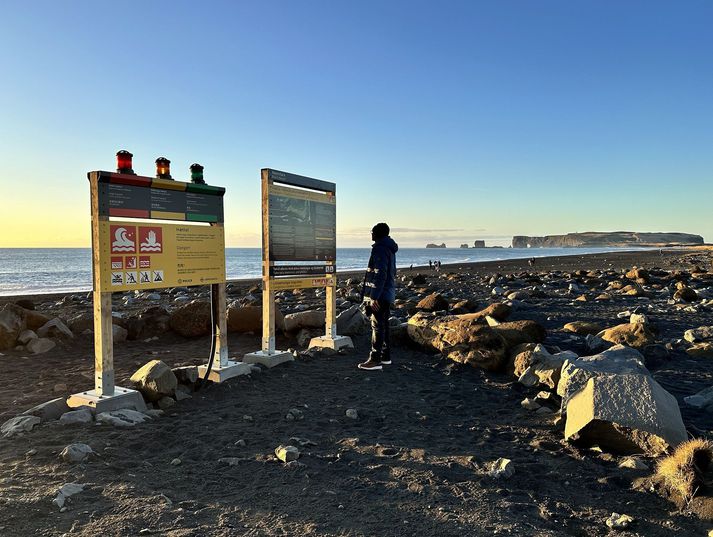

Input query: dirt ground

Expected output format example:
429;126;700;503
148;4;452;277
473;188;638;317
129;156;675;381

0;249;712;536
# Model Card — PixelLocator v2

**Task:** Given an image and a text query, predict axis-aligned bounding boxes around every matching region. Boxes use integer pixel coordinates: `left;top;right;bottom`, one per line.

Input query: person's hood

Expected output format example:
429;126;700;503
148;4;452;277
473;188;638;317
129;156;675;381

374;236;398;254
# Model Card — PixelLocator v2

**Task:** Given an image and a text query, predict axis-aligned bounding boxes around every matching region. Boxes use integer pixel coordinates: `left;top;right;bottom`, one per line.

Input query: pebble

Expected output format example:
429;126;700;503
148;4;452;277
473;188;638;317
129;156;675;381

345;408;359;419
487;458;514;479
605;512;633;529
171;458;182;466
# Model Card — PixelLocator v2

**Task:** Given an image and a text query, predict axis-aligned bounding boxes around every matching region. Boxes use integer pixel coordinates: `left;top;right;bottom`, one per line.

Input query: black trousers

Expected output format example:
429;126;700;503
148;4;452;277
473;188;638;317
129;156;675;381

366;299;391;362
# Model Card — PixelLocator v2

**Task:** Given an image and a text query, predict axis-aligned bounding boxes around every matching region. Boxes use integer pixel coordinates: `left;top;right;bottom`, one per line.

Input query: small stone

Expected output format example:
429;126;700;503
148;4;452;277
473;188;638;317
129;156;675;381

59;443;94;463
26;337;56;355
243;415;253;422
53;383;68;393
275;445;300;463
605;513;633;529
171;458;182;466
618;457;649;471
157;396;175;410
345;408;359;419
52;483;85;508
286;408;303;421
520;398;540;411
487;458;514;479
235;439;247;447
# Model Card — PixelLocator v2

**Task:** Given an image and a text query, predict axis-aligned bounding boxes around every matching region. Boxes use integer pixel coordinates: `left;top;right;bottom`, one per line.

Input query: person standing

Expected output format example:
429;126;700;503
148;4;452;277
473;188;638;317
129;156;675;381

359;223;398;371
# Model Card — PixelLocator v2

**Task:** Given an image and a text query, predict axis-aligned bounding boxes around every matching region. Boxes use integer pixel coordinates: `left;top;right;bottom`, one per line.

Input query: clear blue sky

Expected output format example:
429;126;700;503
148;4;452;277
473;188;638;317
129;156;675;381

1;1;711;247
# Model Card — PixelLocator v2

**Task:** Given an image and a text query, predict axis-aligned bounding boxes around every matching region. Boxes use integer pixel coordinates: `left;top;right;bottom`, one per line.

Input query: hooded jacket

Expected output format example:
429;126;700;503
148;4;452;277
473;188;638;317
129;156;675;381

363;236;398;303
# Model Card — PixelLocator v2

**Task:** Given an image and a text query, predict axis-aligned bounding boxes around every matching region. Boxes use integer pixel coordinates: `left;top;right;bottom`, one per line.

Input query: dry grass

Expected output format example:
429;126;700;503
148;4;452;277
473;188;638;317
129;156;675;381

656;439;713;502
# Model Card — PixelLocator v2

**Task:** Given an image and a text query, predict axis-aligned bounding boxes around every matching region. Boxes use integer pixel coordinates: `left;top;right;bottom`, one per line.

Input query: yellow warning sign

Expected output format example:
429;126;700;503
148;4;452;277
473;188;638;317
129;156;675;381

270;275;335;291
97;221;225;292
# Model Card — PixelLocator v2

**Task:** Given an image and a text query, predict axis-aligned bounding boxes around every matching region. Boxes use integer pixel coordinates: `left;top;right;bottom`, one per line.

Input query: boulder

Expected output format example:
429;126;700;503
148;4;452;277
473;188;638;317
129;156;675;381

126;306;171;340
416;293;449;312
1;415;41;437
26;337;56;355
557;345;649;408
59;408;93;425
336;305;369;336
173;365;199;385
674;286;698;302
687;343;713;359
227;305;286;333
514;344;573;389
598;323;655;349
17;329;38;345
37;318;74;340
464;303;511;322
112;325;128;343
684;326;713;344
565;374;687;456
97;409;151;427
283;310;325;332
563;321;603;336
625;268;650;282
0;305;25;350
169;301;211;337
24;309;51;331
22;397;70;422
407;312;508;371
491;320;546;348
130;360;177;402
60;443;94;463
683;386;713;410
411;274;427;285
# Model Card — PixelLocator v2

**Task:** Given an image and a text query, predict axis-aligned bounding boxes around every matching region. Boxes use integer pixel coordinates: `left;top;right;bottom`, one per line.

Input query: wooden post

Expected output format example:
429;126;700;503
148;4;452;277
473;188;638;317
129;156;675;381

261;168;277;354
325;261;337;338
211;282;228;367
90;172;115;396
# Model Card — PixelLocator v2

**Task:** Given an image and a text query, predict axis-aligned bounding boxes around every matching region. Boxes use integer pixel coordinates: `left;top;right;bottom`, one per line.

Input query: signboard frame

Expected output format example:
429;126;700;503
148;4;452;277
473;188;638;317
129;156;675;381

244;169;352;367
68;169;244;413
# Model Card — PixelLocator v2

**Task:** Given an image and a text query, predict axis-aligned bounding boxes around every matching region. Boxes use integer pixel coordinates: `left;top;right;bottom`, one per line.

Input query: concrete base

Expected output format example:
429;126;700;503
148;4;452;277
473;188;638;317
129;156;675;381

243;350;294;368
309;335;354;351
67;386;147;413
198;360;253;383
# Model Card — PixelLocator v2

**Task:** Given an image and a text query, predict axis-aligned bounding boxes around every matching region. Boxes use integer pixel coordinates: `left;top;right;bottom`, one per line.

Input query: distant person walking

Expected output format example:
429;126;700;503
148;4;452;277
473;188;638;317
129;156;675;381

429;260;433;269
359;223;398;371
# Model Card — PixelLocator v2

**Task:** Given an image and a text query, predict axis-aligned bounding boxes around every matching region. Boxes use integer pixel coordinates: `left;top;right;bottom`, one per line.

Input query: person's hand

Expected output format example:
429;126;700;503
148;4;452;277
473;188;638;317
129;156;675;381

370;299;380;312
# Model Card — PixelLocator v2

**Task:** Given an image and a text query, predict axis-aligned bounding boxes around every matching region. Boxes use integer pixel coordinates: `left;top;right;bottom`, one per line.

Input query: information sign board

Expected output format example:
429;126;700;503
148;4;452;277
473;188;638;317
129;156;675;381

97;220;225;292
267;184;336;261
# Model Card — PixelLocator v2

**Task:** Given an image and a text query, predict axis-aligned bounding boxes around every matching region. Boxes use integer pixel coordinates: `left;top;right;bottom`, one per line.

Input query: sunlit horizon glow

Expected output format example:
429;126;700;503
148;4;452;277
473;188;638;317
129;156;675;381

1;1;711;249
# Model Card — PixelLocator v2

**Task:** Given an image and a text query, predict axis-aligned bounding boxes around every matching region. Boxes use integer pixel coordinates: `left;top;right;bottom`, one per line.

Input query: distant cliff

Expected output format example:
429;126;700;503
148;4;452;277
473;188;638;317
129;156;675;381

426;243;447;248
512;232;704;248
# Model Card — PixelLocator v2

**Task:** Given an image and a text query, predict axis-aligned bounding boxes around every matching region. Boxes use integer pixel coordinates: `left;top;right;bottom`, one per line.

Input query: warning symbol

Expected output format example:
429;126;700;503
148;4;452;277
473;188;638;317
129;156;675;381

139;256;151;269
111;257;123;270
139;271;151;284
152;270;164;283
125;256;137;270
111;272;124;286
110;225;136;253
125;272;138;285
139;227;163;253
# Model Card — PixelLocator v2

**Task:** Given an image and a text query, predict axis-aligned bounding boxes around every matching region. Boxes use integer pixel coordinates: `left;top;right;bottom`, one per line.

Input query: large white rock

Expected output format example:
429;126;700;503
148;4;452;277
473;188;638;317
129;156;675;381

59;408;93;425
52;483;85;508
557;345;649;408
283;310;325;332
37;318;74;340
97;409;151;427
17;329;38;345
565;374;687;455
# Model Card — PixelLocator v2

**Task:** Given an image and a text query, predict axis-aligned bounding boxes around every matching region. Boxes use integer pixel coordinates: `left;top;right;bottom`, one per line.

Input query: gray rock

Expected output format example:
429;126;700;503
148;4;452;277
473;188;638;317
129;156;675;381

157;396;175;410
346;408;359;419
683;386;713;409
336;305;369;336
275;445;300;462
112;324;128;342
37;318;74;340
487;458;514;479
1;415;41;437
173;366;199;385
0;305;25;350
26;337;56;355
283;310;325;332
52;483;85;508
97;409;151;427
17;329;38;345
565;373;686;456
59;443;94;463
59;408;93;425
22;397;70;422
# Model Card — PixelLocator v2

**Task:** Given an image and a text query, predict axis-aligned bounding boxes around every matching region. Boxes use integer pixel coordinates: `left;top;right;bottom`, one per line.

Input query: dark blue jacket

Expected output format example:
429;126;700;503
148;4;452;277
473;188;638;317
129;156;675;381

364;236;398;303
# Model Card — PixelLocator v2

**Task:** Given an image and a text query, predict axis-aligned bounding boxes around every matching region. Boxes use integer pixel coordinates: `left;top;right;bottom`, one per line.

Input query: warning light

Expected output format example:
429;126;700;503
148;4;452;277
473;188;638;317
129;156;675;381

190;163;205;184
155;157;172;180
116;150;135;174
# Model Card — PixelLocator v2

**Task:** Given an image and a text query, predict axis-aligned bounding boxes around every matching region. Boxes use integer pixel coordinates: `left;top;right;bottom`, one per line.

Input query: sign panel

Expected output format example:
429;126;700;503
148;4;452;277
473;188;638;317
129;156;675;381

97;220;225;291
270;276;335;291
96;172;225;222
268;184;336;261
270;264;334;277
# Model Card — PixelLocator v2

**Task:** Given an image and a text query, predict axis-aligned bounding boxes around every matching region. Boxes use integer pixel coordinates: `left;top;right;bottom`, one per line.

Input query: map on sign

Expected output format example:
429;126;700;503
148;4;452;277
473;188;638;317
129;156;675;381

97;220;225;292
268;184;336;261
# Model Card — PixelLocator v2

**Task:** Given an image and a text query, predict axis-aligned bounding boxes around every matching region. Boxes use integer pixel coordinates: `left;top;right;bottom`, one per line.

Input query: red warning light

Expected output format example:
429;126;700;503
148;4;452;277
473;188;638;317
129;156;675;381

116;150;135;174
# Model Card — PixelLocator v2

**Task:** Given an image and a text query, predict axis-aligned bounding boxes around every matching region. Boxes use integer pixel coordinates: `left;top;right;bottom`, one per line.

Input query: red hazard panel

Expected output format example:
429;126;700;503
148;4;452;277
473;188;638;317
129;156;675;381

111;257;123;270
125;256;138;270
139;256;151;269
110;225;137;254
139;226;163;254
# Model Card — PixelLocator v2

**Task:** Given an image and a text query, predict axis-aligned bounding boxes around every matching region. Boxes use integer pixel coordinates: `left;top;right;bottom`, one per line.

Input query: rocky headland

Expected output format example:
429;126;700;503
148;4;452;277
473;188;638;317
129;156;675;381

512;231;705;248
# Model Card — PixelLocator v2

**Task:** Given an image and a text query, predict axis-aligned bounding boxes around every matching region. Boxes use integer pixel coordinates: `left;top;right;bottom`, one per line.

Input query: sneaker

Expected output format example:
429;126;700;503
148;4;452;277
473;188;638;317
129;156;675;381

380;359;392;365
358;359;383;371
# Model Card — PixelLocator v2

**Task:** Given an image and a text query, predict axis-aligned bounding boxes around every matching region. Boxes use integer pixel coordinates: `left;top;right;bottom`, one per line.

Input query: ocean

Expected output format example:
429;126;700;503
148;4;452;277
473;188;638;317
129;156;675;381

0;247;638;296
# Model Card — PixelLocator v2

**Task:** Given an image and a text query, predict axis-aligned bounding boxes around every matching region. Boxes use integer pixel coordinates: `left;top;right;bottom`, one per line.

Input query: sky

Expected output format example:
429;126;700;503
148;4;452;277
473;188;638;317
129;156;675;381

0;1;711;248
